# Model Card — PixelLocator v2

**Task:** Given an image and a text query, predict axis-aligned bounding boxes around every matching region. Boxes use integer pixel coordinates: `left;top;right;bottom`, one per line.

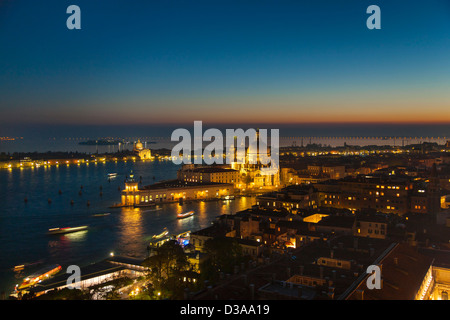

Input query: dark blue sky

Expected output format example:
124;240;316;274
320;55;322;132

1;0;449;128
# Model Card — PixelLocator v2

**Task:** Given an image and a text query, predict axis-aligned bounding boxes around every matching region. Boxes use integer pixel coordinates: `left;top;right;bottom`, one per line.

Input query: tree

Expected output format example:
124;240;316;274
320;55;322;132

142;240;191;299
201;237;243;282
35;288;92;300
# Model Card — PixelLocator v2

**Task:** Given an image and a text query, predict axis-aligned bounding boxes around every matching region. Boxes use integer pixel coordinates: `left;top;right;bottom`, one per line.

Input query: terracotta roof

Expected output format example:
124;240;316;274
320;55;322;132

345;243;434;300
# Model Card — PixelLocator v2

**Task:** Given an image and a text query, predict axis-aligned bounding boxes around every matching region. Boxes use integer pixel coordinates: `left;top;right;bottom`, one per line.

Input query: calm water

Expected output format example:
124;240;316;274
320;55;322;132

0;160;255;294
1;123;449;153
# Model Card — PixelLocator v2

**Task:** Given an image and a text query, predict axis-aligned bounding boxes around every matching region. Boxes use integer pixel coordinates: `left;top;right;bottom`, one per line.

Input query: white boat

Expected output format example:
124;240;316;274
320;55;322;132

47;226;88;235
92;212;111;217
152;228;169;239
177;211;194;219
107;173;118;178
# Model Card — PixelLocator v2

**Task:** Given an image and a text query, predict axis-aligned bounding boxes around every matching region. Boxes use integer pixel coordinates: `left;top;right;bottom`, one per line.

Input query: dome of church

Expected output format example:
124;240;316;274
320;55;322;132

134;140;144;151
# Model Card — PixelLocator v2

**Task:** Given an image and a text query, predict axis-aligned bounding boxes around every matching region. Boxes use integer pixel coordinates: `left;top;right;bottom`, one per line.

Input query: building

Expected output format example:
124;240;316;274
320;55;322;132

307;165;346;180
343;243;436;300
354;213;388;239
121;173;234;206
191;234;394;300
419;263;450;300
190;225;234;253
133;140;152;160
177;164;239;185
256;185;318;213
229;130;281;192
314;174;413;215
315;215;356;236
27;256;147;298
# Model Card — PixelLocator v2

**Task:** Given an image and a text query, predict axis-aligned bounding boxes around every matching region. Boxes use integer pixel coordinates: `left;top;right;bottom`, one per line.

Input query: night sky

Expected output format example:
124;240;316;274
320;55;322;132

1;0;450;128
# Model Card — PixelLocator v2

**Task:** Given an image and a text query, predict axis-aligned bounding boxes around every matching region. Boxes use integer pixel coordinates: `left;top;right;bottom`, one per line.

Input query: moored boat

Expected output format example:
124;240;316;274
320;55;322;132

134;201;156;208
152;228;169;240
16;264;62;291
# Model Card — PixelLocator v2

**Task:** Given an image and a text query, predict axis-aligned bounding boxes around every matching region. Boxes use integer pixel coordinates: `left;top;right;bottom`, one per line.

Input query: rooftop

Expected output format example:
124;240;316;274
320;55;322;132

345;243;434;300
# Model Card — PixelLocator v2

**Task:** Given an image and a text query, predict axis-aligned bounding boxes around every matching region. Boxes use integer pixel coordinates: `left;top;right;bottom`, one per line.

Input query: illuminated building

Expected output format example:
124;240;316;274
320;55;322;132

229;129;280;192
256;184;318;213
344;243;450;300
133;140;152;160
178;164;239;185
28;256;148;298
314;174;413;215
354;214;388;239
121;175;234;206
307;165;346;180
417;264;450;300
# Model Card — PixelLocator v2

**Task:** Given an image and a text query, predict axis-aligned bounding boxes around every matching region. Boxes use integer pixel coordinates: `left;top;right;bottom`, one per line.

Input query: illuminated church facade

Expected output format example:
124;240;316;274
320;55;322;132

229;130;280;192
133;140;152;160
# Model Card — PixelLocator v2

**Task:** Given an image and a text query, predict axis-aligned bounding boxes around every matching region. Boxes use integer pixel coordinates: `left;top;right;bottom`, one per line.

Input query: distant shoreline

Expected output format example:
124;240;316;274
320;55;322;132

1;141;448;170
0;149;173;170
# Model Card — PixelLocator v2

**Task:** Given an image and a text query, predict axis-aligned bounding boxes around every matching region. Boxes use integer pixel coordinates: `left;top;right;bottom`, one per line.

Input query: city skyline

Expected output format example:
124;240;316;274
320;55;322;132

1;0;450;127
1;1;450;304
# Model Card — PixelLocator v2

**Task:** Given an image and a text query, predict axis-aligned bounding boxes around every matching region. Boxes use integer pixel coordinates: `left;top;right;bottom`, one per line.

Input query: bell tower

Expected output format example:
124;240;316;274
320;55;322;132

427;163;441;223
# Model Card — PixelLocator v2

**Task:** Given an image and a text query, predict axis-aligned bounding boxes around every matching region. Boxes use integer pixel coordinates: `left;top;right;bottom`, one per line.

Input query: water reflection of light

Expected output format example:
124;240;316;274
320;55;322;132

220;201;230;215
175;204;183;215
62;230;88;241
198;201;206;217
118;208;144;254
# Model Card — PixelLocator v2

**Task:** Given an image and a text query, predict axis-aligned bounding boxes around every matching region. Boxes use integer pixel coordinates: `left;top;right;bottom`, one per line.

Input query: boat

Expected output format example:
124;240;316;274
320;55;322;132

177;211;194;219
134;202;156;208
175;231;191;247
16;264;62;291
12;260;44;272
47;226;88;235
92;212;111;217
107;173;118;178
152;228;169;240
